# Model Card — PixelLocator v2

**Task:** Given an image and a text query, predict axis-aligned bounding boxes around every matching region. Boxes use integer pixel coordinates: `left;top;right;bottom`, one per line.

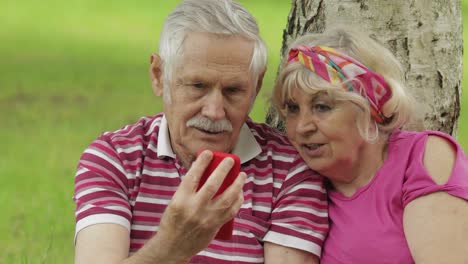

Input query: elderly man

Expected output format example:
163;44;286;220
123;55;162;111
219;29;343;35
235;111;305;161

73;0;328;263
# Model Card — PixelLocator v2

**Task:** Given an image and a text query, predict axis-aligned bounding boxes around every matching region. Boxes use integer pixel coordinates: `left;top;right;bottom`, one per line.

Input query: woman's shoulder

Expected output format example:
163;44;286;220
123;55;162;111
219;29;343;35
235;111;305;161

384;130;458;182
388;129;457;152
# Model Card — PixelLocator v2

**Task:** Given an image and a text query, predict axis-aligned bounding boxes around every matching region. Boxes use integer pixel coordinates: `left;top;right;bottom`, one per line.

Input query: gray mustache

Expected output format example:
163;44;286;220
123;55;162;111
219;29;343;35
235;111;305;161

186;116;233;133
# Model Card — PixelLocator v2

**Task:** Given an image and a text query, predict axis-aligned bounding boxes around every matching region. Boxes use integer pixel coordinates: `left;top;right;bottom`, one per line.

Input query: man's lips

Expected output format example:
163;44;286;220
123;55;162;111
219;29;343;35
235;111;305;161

195;127;225;135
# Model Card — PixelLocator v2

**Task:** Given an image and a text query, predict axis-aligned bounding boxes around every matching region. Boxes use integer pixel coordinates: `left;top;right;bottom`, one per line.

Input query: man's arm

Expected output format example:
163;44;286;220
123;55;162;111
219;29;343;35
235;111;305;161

75;224;130;264
262;153;328;263
75;151;246;264
75;223;191;264
403;136;468;263
264;242;319;264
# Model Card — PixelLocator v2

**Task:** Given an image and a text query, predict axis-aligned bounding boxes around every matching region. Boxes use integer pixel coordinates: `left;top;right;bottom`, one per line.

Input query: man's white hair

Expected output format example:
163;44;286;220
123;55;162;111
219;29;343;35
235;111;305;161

158;0;267;103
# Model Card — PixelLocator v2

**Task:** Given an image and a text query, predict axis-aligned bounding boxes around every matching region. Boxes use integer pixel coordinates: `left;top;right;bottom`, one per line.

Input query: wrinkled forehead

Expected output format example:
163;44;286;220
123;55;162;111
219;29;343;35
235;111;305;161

180;32;254;70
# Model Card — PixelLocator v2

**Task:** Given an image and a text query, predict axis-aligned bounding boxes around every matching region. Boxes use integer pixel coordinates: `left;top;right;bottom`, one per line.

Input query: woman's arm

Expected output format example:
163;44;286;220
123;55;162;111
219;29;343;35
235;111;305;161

403;135;468;263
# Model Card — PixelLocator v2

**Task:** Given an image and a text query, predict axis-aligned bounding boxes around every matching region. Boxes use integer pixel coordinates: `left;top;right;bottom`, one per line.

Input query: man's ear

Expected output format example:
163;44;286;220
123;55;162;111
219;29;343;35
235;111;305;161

255;68;267;95
149;53;163;97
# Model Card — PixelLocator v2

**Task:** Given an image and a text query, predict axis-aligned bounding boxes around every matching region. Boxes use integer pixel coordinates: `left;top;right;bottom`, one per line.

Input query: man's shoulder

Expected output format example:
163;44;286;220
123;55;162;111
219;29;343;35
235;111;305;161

245;119;322;185
101;113;163;141
94;113;164;155
246;119;292;147
245;119;301;162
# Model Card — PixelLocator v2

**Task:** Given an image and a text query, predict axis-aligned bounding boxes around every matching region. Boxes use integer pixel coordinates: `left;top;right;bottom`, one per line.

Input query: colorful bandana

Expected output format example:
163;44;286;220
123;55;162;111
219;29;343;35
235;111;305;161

287;45;392;123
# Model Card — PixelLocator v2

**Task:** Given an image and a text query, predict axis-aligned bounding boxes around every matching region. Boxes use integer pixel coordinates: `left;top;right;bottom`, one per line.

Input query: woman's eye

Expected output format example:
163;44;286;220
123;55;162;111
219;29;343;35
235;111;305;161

314;103;332;112
286;103;299;114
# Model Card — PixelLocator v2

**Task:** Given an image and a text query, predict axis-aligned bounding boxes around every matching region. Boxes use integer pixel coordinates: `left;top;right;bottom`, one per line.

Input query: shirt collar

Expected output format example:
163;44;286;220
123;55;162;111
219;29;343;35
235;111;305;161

157;115;261;164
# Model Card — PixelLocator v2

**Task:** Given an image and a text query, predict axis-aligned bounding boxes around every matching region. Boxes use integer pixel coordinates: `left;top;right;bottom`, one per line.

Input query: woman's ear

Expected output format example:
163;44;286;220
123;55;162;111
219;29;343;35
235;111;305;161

149;53;163;97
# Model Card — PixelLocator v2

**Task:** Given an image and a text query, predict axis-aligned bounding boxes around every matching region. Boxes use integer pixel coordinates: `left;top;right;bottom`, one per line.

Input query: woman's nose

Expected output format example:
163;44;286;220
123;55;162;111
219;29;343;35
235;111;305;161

295;112;317;135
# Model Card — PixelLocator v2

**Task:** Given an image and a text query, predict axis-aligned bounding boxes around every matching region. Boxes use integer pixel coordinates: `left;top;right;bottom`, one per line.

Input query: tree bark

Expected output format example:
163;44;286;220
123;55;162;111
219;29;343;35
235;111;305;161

267;0;462;135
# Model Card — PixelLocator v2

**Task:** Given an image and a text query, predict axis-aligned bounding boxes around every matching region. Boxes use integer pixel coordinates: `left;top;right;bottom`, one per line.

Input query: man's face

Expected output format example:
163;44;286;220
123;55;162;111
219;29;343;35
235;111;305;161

163;32;257;166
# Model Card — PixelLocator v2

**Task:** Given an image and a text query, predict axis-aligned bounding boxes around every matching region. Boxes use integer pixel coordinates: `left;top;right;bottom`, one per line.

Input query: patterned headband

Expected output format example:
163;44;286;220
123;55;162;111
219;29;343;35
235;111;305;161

287;45;392;124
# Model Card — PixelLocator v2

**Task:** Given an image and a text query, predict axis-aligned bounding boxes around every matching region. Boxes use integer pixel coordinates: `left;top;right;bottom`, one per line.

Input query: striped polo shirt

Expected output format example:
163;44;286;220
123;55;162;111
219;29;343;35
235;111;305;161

74;113;328;263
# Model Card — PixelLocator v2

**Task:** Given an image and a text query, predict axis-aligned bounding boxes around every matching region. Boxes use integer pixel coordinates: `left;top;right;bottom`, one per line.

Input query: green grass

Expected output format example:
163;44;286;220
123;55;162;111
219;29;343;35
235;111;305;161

0;0;466;262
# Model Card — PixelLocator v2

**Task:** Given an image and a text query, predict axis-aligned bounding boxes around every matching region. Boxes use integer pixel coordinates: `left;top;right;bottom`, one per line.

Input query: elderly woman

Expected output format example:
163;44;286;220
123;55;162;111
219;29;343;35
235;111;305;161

272;28;468;263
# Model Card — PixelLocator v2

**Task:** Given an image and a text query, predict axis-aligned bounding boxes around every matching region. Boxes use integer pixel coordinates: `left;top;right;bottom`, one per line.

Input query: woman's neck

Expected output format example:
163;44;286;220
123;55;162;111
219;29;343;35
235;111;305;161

328;138;388;197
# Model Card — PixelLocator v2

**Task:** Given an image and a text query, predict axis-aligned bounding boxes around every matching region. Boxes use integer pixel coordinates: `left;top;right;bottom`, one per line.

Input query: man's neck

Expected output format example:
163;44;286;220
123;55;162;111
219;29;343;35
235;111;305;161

175;150;195;170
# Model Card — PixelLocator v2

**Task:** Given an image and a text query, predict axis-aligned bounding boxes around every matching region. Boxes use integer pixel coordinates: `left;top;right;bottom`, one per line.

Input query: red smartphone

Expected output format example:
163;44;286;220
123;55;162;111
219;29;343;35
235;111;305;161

196;150;241;240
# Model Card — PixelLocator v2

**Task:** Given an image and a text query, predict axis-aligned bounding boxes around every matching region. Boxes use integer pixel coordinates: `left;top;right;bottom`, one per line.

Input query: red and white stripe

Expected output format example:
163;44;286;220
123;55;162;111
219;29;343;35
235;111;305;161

74;113;328;263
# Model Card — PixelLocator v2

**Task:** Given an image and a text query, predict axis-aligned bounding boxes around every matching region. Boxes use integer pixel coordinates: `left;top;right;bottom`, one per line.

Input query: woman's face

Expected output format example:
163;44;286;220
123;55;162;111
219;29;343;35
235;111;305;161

285;87;366;176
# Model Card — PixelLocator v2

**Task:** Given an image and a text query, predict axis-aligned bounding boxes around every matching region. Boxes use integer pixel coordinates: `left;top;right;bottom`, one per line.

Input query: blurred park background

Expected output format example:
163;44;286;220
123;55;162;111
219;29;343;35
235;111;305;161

0;0;466;262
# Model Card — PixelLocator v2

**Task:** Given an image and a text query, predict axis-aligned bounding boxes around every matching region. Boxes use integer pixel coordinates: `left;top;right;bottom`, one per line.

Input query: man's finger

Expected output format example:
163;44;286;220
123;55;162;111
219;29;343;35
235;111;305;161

213;171;246;209
180;150;213;192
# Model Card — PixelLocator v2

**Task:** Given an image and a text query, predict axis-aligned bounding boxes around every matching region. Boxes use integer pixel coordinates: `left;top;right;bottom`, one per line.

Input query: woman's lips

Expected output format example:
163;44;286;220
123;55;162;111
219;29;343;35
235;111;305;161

302;143;325;157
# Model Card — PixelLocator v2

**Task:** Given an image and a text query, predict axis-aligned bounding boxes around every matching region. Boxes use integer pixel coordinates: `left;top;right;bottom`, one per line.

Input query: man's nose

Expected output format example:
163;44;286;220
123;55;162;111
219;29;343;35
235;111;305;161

201;90;226;121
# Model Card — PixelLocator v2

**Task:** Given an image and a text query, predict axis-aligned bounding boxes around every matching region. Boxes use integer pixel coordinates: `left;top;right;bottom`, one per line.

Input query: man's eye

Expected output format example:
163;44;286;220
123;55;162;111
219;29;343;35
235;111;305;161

286;103;299;114
192;83;205;89
314;103;332;113
225;87;240;94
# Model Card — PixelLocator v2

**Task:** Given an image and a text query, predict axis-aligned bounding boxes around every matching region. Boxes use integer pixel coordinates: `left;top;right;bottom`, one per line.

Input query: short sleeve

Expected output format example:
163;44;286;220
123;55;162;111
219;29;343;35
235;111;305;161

73;136;132;240
263;154;329;258
402;131;468;207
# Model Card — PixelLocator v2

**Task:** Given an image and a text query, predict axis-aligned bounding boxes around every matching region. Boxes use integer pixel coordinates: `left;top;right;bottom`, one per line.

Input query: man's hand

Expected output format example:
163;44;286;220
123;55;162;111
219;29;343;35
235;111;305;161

151;150;247;262
76;150;246;264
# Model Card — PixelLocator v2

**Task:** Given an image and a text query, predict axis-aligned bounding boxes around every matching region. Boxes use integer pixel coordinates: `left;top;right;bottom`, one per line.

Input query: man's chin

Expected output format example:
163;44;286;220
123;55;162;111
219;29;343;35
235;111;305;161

189;140;231;154
185;129;236;153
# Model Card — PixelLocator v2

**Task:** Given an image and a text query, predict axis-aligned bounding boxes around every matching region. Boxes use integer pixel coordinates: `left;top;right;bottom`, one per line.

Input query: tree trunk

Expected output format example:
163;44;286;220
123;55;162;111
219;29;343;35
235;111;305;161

267;0;462;136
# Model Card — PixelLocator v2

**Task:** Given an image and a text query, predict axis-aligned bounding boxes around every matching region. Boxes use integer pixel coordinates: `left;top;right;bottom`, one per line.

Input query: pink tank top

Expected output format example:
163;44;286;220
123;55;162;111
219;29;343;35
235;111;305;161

321;130;468;263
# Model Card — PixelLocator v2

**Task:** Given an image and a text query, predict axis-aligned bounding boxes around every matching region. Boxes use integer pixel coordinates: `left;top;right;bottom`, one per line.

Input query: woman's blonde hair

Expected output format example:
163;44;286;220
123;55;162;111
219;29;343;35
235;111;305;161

272;27;416;142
